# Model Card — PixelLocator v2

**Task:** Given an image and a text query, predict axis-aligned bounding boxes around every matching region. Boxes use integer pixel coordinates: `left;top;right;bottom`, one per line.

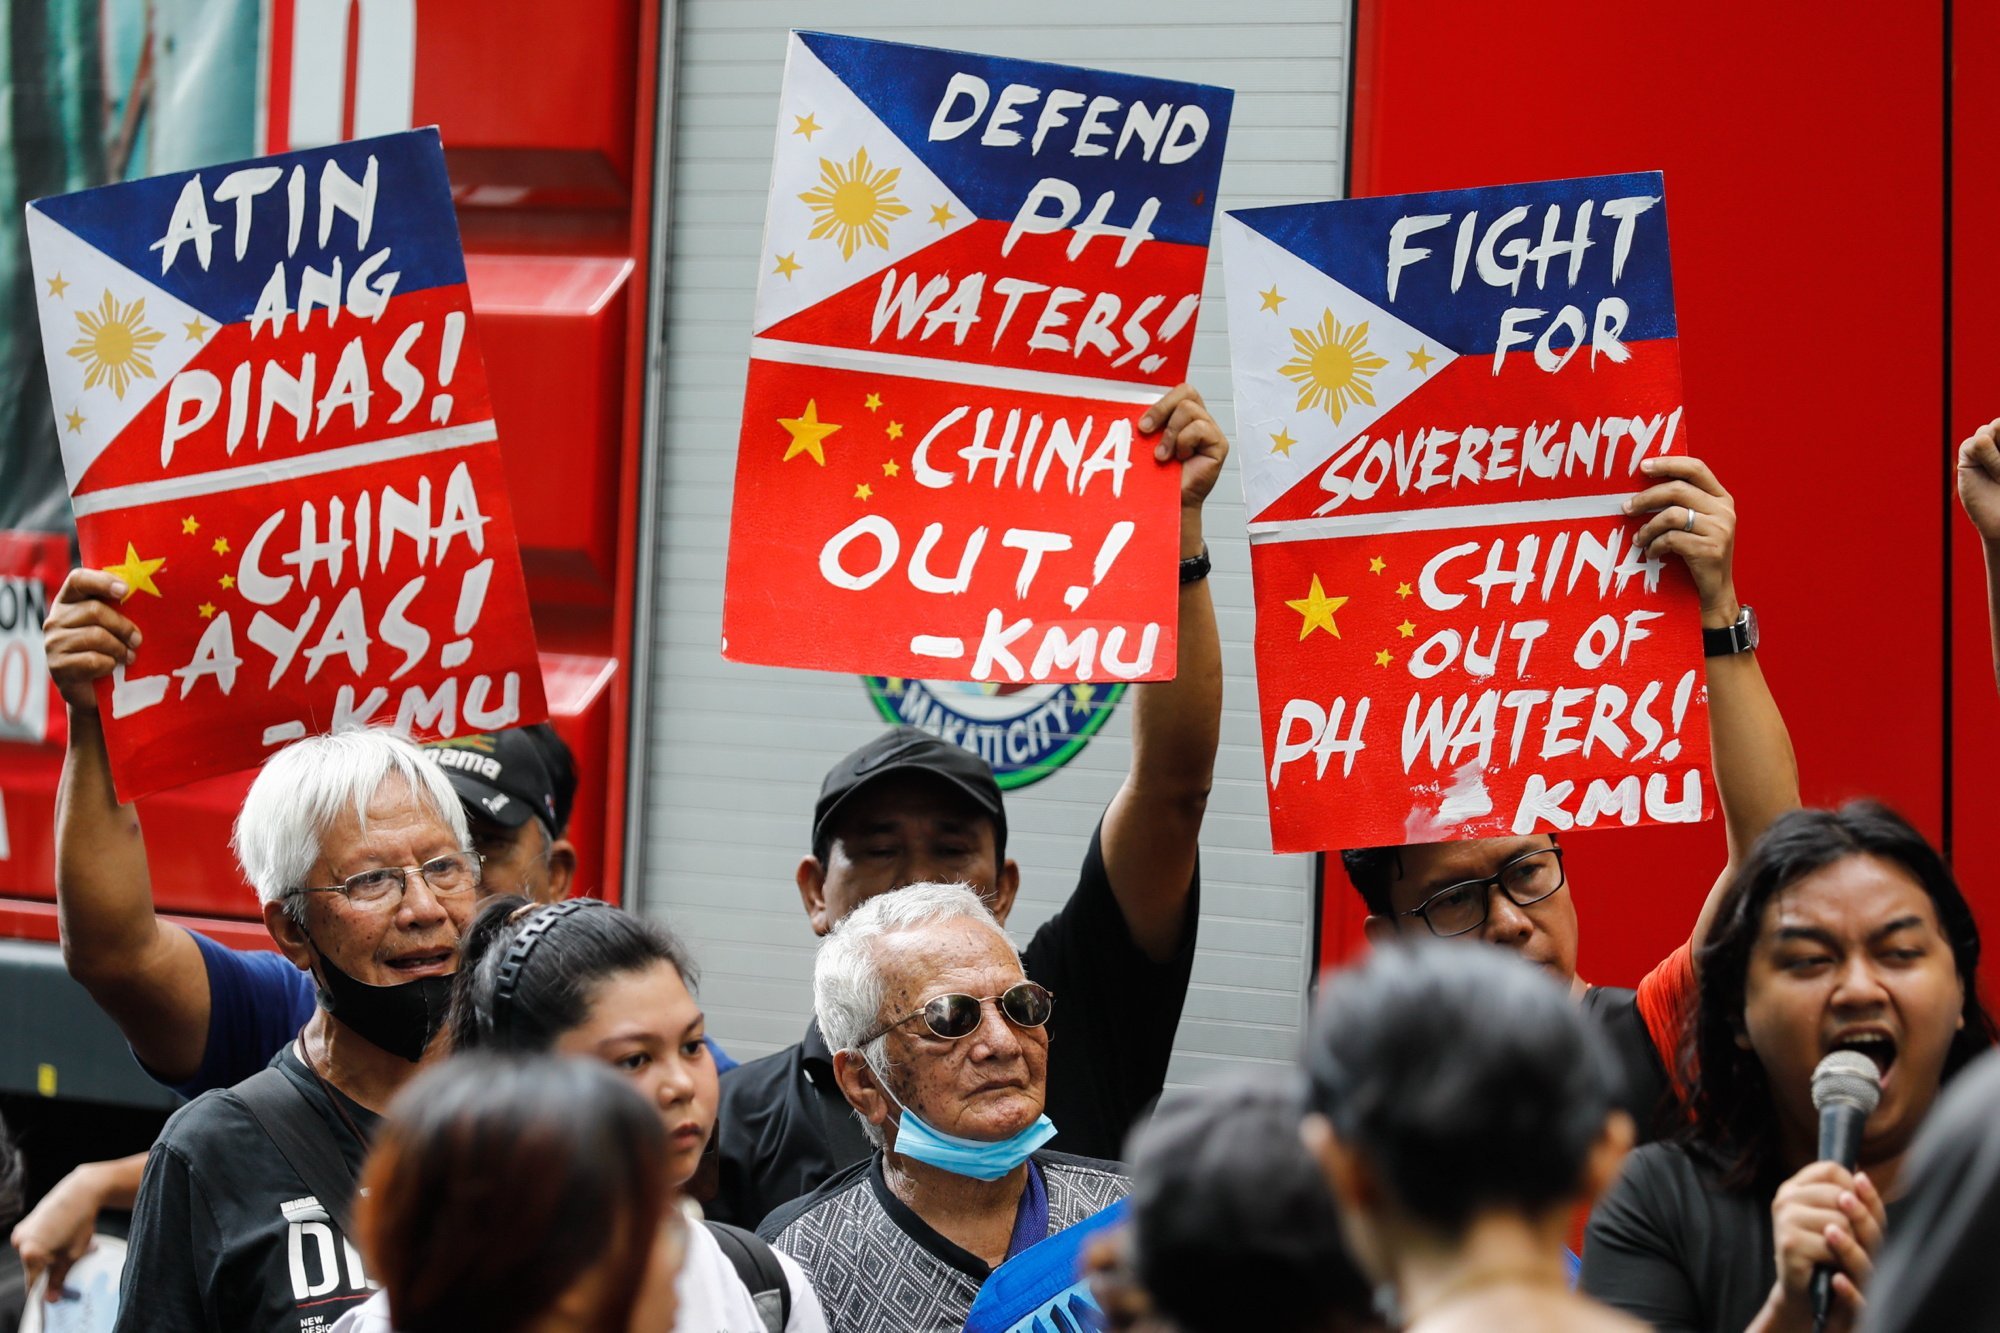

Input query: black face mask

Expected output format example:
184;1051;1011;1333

308;942;454;1063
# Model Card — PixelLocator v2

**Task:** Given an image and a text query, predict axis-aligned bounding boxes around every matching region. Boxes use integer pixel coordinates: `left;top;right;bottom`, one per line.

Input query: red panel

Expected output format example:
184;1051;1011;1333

1329;2;1950;986
1951;3;2000;1001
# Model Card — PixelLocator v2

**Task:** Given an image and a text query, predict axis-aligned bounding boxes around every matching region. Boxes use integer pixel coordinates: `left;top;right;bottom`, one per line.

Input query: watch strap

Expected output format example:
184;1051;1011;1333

1702;605;1758;657
1178;543;1211;585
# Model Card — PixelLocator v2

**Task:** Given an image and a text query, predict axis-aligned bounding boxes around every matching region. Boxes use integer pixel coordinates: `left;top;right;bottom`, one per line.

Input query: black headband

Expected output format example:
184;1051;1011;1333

489;898;609;1024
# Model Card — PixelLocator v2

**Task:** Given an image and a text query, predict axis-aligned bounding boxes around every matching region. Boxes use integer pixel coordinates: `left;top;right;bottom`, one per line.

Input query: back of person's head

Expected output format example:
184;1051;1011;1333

1688;801;1997;1186
447;896;698;1052
1860;1048;2000;1333
1304;941;1622;1235
1126;1078;1381;1333
1338;846;1403;917
357;1053;672;1333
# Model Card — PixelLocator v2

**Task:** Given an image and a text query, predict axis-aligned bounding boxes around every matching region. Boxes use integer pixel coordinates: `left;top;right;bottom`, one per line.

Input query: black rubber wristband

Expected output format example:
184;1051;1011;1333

1178;543;1211;585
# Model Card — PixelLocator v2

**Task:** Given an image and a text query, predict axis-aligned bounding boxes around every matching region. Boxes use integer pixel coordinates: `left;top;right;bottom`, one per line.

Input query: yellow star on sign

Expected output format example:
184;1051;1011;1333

1071;683;1096;706
779;399;841;465
102;543;165;600
773;252;803;280
45;272;70;299
1395;581;1414;599
1407;342;1437;374
184;316;210;342
882;460;900;477
1284;574;1348;641
855;483;873;500
197;602;217;619
864;392;882;412
1269;429;1296;456
1397;620;1416;638
1374;649;1394;667
930;203;956;230
63;408;85;434
1368;555;1387;575
886;421;904;440
1259;285;1285;313
180;515;199;535
793;113;822;140
211;537;230;555
218;574;235;589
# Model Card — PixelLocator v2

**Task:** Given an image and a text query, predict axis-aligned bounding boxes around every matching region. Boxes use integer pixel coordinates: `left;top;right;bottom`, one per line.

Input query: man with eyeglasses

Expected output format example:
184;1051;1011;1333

761;883;1129;1332
1339;456;1799;1137
94;724;478;1330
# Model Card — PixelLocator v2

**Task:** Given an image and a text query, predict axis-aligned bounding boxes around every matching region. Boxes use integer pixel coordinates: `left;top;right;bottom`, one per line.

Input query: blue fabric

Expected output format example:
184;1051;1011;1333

150;930;738;1098
1005;1161;1050;1261
149;931;318;1099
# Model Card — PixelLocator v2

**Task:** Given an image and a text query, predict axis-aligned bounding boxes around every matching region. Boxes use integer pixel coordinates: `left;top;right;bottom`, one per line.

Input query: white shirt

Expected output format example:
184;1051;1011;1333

324;1222;827;1333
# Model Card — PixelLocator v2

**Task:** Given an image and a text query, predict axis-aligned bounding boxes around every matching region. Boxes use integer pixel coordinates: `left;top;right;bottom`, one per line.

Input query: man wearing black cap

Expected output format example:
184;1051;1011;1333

710;383;1227;1227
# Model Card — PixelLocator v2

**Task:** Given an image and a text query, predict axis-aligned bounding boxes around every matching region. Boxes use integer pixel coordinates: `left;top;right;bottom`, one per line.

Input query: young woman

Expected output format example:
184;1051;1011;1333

446;896;826;1333
332;1053;686;1333
1581;803;1997;1333
1302;942;1643;1333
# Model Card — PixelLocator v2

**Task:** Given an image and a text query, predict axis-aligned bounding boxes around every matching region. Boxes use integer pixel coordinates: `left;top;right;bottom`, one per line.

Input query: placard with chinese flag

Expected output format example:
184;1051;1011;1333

1222;172;1713;852
722;32;1233;684
26;128;546;800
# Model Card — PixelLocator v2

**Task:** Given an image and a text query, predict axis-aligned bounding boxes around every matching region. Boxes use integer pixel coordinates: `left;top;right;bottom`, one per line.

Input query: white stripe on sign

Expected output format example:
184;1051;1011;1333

1246;492;1636;544
750;338;1165;407
68;420;500;518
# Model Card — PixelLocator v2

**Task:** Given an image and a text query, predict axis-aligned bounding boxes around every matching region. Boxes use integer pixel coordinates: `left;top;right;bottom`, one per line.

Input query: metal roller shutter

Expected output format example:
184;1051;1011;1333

634;2;1351;1083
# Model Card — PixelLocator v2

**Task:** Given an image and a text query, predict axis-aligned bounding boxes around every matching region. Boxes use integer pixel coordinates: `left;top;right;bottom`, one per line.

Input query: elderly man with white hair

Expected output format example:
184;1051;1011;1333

110;727;479;1332
759;883;1128;1332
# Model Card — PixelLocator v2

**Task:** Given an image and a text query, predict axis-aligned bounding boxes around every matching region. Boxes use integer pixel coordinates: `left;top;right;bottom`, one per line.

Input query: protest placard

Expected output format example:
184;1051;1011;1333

962;1199;1125;1333
722;32;1232;683
1222;172;1713;852
26;128;546;800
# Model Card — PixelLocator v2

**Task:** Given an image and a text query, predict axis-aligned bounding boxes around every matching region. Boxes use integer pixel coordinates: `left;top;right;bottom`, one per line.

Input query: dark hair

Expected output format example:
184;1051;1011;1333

447;896;699;1054
357;1053;672;1333
1339;847;1403;916
1305;941;1620;1234
1129;1079;1379;1333
1684;802;1997;1190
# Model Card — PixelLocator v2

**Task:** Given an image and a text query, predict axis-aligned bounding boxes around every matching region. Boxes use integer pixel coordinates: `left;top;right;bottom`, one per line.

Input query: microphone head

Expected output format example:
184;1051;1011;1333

1811;1050;1884;1115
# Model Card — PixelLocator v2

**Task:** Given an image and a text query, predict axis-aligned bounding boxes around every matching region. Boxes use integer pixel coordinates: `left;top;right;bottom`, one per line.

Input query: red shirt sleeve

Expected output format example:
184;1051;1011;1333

1635;940;1697;1097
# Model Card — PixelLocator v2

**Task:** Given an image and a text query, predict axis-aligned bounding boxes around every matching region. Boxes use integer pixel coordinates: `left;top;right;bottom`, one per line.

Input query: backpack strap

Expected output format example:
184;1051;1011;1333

234;1066;360;1239
705;1220;792;1333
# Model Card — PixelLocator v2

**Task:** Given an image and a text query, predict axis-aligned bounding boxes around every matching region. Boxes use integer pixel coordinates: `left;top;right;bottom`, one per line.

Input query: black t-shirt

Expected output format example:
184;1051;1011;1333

1580;1140;1910;1332
1579;983;1672;1140
116;1044;379;1333
709;819;1197;1227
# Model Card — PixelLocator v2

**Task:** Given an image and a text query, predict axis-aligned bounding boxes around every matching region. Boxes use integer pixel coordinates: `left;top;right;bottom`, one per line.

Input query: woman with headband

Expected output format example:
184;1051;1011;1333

443;896;826;1333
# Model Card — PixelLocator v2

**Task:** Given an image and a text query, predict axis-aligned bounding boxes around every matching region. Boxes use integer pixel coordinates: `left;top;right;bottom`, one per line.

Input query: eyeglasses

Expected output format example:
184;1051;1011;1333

1401;847;1566;938
857;981;1055;1047
300;853;482;909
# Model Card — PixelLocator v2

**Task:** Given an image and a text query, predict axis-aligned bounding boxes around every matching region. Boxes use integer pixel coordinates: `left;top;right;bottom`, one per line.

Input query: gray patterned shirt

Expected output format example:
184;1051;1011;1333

761;1151;1129;1333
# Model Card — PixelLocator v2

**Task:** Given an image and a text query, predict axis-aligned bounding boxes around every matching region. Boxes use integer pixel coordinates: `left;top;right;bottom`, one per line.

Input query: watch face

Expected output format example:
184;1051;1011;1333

1741;605;1760;650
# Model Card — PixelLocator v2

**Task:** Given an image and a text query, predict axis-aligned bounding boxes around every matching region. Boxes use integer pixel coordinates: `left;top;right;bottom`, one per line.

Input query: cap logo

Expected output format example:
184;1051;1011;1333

860;677;1128;791
430;749;503;781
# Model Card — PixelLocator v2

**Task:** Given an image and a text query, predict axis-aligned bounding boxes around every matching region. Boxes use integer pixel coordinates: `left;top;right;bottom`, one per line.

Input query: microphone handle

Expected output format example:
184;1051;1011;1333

1808;1102;1870;1330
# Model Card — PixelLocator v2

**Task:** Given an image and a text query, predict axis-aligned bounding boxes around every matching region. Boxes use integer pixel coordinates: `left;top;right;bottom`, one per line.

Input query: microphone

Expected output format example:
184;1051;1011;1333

1808;1050;1883;1329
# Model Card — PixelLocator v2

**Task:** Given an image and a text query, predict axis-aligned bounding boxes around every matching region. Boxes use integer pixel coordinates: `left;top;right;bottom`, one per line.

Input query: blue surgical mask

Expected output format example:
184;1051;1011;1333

868;1059;1056;1180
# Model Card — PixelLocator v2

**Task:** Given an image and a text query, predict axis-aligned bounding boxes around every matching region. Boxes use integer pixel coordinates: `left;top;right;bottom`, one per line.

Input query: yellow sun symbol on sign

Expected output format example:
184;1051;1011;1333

68;291;165;400
798;147;911;261
1279;309;1389;425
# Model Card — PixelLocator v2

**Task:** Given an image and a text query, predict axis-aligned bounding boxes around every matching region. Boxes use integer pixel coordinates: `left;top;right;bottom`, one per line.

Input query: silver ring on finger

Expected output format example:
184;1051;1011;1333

1682;505;1697;533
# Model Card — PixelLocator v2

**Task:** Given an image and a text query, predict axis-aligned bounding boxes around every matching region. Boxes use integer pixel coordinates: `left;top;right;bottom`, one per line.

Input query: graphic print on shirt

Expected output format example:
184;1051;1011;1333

281;1195;373;1312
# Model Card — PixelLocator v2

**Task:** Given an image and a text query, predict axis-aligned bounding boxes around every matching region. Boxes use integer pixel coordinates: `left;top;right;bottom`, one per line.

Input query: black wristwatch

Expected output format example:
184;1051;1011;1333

1702;605;1759;657
1178;543;1211;585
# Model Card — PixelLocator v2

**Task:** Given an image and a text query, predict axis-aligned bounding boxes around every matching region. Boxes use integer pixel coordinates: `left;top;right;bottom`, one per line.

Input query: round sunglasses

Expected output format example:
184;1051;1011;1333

858;981;1055;1046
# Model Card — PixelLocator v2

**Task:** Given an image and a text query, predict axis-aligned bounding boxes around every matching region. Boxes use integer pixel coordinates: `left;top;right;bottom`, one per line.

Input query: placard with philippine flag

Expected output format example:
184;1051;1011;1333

722;32;1232;684
26;128;546;800
1222;172;1714;852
